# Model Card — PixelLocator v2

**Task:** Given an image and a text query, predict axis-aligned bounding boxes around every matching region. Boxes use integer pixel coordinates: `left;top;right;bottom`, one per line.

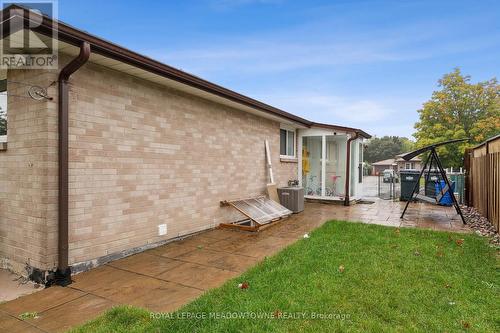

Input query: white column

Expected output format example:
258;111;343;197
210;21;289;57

321;135;326;197
298;133;302;187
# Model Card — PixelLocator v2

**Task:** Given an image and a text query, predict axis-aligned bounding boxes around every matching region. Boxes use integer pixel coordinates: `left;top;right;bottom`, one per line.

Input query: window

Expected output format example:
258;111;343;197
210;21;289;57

0;78;6;138
280;128;295;157
405;162;413;169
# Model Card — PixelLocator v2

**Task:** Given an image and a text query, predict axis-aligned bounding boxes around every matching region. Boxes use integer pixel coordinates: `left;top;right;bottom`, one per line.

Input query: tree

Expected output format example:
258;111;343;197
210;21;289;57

414;69;500;167
364;136;415;163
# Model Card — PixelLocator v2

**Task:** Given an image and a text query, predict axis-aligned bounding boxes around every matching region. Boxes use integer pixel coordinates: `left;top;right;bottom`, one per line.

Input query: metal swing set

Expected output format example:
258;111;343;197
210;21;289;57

400;138;468;224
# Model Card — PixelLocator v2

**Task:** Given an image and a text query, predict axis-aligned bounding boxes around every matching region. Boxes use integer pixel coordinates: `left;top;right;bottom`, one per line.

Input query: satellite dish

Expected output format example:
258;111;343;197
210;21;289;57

28;85;50;100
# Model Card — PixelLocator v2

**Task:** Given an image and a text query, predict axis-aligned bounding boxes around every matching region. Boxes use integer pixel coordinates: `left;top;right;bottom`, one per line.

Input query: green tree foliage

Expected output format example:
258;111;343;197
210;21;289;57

414;69;500;167
364;136;415;163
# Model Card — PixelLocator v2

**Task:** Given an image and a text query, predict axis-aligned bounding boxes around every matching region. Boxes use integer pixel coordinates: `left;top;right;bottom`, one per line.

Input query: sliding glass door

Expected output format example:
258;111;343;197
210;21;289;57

325;135;346;197
302;136;323;196
301;134;347;198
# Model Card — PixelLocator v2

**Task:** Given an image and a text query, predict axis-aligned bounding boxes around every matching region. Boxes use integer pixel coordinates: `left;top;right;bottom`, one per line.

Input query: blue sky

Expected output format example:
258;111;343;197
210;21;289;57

58;0;499;138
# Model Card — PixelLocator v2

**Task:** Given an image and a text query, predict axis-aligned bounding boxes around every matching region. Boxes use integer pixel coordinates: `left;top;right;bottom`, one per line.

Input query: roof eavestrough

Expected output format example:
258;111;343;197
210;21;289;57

311;122;371;139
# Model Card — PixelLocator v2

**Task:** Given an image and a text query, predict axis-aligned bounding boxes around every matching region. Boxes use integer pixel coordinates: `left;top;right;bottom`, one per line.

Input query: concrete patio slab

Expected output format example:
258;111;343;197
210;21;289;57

0;311;45;332
0;270;41;303
126;281;203;312
147;243;198;258
0;286;85;317
175;248;258;272
1;199;470;332
156;262;239;290
107;252;185;277
24;294;114;333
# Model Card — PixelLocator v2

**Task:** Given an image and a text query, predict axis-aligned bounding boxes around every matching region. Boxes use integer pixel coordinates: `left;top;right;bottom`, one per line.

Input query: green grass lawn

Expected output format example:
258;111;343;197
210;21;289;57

72;221;499;333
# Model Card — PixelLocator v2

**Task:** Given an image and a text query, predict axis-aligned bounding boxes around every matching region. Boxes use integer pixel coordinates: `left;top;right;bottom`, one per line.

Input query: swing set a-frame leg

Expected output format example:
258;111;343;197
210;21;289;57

433;149;467;224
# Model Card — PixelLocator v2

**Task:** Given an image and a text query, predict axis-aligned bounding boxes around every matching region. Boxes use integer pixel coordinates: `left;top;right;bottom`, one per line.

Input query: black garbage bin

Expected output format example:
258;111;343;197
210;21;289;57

400;170;420;201
424;170;442;197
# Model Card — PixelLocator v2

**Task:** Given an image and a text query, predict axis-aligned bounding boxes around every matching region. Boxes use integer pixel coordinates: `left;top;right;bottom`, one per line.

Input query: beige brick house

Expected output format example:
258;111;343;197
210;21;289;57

0;6;370;284
371;155;422;175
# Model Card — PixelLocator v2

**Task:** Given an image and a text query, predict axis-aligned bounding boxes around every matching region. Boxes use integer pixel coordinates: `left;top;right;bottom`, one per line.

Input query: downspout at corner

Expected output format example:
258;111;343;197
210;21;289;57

54;42;90;286
344;132;360;206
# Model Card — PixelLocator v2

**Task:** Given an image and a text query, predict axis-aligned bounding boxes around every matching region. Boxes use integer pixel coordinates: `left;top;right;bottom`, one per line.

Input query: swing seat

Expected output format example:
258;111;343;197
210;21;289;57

414;182;451;204
414;193;437;204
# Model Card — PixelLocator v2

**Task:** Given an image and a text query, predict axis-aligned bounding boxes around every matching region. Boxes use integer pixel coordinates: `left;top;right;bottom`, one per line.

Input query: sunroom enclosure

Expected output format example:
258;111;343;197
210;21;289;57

298;128;363;201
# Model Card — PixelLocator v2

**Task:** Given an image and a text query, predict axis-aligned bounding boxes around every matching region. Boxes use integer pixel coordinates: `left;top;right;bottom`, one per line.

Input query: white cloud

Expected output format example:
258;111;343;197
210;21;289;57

257;93;394;123
158;41;405;75
249;91;422;138
144;13;499;76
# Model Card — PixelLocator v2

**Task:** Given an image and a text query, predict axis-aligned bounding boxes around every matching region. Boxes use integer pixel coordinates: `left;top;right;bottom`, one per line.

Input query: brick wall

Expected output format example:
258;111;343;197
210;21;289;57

0;58;298;277
64;61;297;267
0;68;58;276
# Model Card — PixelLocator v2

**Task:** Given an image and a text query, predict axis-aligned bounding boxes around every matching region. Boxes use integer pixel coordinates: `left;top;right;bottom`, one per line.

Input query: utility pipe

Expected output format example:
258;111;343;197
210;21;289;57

55;42;91;286
344;132;359;206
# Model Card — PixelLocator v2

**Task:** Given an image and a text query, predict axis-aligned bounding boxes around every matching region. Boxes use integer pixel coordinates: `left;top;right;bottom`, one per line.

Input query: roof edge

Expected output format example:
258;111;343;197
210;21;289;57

311;122;371;138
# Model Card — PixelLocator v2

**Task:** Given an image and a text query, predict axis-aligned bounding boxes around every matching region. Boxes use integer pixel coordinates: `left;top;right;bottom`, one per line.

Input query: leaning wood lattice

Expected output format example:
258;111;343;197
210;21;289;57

220;196;292;231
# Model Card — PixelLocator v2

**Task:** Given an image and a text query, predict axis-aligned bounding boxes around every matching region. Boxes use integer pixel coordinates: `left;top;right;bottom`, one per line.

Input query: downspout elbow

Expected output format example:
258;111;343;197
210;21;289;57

344;132;360;206
58;42;91;82
55;42;90;286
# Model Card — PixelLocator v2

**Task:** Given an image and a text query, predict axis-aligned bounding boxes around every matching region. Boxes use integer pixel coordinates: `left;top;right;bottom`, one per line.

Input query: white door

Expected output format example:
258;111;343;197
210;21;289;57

300;132;348;199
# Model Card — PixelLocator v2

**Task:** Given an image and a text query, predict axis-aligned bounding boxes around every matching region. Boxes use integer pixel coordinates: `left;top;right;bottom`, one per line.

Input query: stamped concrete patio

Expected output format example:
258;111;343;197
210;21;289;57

0;199;469;332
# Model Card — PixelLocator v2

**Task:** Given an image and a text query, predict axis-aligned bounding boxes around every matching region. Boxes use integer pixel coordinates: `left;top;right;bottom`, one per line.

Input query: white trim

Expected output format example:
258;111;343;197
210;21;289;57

304;195;344;201
279;126;296;159
280;124;296;131
299;129;352;199
321;135;326;197
298;134;303;186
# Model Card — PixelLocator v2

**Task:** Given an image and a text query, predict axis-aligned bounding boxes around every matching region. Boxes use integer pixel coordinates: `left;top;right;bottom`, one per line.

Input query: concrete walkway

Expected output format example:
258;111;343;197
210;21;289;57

0;199;469;332
0;270;41;303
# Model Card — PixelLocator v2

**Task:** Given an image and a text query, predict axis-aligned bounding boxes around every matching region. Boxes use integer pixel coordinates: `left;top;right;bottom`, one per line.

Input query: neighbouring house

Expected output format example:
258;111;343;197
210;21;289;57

371;158;397;175
395;154;422;171
0;6;370;284
371;154;422;175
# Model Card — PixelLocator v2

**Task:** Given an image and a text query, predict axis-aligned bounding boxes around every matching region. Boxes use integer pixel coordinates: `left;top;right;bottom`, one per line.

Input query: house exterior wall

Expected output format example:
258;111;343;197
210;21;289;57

0;68;59;277
66;60;297;268
372;164;392;175
372;159;422;175
396;160;422;171
0;58;298;277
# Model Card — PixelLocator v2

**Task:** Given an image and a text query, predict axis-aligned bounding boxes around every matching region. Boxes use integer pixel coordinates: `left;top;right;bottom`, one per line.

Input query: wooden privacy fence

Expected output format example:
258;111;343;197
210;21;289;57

465;134;500;231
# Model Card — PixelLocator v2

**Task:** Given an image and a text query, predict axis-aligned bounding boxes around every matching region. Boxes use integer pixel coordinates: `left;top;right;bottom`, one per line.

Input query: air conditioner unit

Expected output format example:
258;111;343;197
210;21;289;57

277;187;304;213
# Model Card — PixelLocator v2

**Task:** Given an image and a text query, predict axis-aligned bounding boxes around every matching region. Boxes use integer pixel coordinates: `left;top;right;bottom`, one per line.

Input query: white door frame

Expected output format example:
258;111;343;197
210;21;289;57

298;128;352;200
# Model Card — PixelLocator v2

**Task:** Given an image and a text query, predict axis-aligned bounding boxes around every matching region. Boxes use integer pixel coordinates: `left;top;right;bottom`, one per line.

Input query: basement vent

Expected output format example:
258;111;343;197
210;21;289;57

158;224;167;236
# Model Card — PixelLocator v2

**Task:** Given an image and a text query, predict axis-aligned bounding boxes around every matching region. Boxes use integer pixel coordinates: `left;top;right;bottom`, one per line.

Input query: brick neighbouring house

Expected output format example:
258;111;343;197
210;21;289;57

371;155;422;175
0;6;370;285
